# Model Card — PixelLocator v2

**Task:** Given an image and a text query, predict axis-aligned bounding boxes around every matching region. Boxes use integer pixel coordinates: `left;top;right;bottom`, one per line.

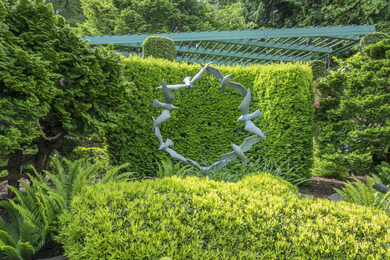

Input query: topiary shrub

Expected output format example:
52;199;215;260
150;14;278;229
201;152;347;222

106;56;314;180
309;60;327;80
254;62;315;179
142;36;176;61
57;174;390;259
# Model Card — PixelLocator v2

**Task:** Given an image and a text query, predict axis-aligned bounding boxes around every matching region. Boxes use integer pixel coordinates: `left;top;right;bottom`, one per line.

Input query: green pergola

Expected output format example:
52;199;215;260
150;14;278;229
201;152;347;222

81;25;375;66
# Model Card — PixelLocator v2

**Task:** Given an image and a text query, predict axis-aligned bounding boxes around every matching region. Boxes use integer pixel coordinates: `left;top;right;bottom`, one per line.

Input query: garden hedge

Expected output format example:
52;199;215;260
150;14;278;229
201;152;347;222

105;56;314;178
57;174;390;259
142;36;176;61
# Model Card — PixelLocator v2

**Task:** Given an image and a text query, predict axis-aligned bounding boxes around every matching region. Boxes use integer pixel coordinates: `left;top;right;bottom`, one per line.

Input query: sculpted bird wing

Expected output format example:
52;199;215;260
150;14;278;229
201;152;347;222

183;76;192;84
240;135;261;152
157;84;188;91
166;148;188;163
244;120;266;140
152;116;163;144
204;65;224;82
152;109;171;130
214;151;237;171
227;81;248;97
192;62;212;83
238;88;251;115
207;161;221;171
187;159;201;170
161;79;175;104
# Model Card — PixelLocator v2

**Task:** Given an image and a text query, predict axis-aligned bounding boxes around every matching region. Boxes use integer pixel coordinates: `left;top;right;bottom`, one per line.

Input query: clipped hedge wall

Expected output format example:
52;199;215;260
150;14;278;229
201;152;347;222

106;56;314;178
58;174;390;259
309;60;326;80
253;63;315;178
142;36;176;61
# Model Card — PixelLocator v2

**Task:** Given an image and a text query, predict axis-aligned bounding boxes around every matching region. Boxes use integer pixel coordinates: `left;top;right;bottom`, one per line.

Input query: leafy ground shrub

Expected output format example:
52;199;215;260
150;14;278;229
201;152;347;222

311;156;348;180
58;174;390;259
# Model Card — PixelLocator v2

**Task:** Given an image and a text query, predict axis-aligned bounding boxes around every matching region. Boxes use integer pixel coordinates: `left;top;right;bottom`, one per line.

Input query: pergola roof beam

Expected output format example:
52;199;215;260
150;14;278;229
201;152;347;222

81;25;374;44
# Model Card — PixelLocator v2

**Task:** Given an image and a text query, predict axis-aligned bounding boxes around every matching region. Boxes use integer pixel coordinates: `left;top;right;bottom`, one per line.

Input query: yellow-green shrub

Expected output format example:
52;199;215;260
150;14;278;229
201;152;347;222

57;173;390;259
106;56;314;178
253;62;315;178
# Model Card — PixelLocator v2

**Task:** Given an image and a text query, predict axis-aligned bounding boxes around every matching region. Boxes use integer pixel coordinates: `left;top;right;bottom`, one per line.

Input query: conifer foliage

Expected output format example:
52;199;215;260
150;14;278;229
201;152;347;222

0;0;128;196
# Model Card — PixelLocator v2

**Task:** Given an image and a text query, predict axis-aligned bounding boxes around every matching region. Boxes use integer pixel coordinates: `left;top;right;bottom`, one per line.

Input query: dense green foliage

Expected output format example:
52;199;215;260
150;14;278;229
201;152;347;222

0;0;128;188
360;32;390;51
46;0;85;27
207;0;390;32
309;60;327;80
105;56;313;179
0;157;131;259
142;36;176;61
58;174;390;259
254;63;314;178
315;39;390;175
75;0;217;36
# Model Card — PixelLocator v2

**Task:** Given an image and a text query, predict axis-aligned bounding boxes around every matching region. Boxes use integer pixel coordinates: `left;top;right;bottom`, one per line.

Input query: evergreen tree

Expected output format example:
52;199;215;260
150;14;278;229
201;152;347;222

0;0;129;197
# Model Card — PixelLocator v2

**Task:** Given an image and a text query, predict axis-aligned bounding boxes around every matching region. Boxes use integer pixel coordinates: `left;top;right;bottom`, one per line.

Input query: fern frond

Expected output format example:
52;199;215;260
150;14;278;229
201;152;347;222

8;198;44;231
19;221;39;245
0;243;23;260
0;201;21;242
0;230;16;248
113;171;136;182
16;241;35;259
44;171;66;200
100;163;130;184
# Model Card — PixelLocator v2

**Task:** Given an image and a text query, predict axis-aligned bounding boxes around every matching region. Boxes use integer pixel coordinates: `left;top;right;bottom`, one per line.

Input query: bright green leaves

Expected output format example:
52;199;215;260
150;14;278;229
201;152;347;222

58;174;390;259
143;36;176;61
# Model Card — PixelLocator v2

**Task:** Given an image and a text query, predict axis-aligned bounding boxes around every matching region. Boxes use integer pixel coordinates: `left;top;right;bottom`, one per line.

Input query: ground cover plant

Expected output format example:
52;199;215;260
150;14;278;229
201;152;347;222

57;173;390;259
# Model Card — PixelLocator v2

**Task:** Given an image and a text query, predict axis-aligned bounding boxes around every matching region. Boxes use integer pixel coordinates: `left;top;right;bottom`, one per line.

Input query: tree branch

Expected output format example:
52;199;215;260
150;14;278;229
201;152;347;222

0;155;36;172
0;174;31;182
37;119;62;141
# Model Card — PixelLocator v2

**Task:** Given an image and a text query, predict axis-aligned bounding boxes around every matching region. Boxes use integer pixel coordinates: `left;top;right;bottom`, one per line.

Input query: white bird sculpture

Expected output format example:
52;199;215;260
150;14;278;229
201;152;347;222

202;65;250;98
214;135;263;172
237;88;266;140
152;79;178;130
153;117;188;163
157;62;212;90
187;159;220;179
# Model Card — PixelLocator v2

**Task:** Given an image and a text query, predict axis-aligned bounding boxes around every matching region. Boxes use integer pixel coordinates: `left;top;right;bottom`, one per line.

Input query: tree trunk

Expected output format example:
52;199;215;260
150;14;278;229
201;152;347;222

34;135;64;174
7;150;22;198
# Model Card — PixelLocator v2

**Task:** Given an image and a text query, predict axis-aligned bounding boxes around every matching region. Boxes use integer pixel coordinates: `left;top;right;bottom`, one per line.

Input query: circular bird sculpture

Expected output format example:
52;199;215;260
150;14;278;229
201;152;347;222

152;62;267;179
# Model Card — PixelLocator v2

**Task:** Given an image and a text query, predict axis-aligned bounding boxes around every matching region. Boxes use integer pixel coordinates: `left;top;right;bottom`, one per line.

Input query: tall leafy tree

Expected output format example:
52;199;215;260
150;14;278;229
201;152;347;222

76;0;218;36
45;0;86;27
0;0;129;197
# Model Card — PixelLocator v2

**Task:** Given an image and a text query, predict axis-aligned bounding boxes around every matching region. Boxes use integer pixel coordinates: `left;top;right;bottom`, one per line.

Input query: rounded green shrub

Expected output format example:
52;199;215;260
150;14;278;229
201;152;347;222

58;174;390;259
309;60;327;80
142;36;176;61
360;32;390;55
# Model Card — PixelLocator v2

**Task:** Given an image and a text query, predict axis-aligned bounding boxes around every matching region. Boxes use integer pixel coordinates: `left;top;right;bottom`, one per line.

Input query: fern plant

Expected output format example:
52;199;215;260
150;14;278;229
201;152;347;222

334;175;379;206
0;201;37;260
156;157;193;179
0;157;133;259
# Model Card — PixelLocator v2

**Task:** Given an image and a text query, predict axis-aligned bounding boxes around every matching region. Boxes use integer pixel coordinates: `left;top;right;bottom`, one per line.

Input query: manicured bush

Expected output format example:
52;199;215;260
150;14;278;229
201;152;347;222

315;39;390;175
309;60;327;80
142;36;176;61
58;174;390;259
253;62;315;178
106;56;314;179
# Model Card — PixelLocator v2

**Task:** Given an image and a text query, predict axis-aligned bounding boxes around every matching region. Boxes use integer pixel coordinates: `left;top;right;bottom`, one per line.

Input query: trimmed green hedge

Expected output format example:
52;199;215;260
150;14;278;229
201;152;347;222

253;63;315;178
360;32;390;50
58;174;390;259
106;56;314;178
142;36;176;61
309;60;327;80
